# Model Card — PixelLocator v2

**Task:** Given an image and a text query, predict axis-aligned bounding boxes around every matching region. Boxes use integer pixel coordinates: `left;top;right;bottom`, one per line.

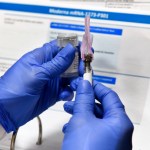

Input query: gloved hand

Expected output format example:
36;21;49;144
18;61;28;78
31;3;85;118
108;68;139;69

62;80;134;150
0;40;78;133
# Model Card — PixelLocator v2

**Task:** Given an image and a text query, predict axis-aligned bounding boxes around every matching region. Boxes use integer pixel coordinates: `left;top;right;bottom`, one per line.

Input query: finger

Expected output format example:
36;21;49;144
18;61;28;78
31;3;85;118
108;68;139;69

61;77;83;91
59;86;74;101
70;77;83;91
78;59;84;76
30;40;59;63
76;42;84;76
93;81;124;115
41;43;75;78
74;80;95;114
64;101;103;118
62;123;69;133
64;101;75;114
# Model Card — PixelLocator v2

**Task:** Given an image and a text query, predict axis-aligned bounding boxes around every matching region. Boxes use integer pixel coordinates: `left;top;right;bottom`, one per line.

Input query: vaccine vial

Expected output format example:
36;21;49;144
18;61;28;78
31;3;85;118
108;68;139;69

57;33;79;77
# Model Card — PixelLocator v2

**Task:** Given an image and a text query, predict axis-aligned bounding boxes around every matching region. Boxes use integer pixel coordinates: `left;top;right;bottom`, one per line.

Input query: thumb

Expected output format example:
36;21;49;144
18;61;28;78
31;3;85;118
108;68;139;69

74;80;95;114
41;43;75;78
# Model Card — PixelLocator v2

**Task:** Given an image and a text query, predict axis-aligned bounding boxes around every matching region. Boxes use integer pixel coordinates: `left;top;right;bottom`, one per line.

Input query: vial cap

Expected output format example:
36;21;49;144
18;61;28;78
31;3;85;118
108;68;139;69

57;33;78;48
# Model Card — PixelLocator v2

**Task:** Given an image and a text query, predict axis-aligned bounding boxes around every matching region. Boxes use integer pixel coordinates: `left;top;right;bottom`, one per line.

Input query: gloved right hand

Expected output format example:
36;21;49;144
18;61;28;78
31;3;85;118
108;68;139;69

62;80;134;150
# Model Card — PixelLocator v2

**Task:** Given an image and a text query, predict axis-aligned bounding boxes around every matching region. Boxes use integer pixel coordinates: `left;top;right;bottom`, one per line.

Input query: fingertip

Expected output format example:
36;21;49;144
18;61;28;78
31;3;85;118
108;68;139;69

45;39;59;55
67;43;75;49
73;79;95;114
50;39;57;45
70;77;83;91
30;39;59;62
62;43;76;54
93;80;124;114
77;80;93;93
93;80;109;96
93;80;100;87
62;123;69;133
58;43;76;64
79;60;84;76
59;87;74;101
63;101;74;114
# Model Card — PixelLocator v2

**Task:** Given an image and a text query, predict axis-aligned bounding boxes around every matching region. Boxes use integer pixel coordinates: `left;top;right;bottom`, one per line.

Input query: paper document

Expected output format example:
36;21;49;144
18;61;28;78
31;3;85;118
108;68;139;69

0;1;150;149
50;0;150;11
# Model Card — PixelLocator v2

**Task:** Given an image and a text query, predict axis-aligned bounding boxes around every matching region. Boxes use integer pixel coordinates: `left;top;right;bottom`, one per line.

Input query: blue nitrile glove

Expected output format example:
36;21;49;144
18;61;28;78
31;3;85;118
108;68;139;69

62;80;134;150
0;40;78;133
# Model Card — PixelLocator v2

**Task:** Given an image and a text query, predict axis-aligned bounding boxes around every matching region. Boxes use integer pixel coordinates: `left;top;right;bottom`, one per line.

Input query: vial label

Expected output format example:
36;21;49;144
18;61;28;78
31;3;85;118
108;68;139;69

62;51;79;77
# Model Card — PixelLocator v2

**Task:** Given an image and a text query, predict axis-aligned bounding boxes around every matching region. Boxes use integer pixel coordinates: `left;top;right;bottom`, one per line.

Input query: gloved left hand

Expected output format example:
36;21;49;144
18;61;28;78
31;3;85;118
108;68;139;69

0;40;77;133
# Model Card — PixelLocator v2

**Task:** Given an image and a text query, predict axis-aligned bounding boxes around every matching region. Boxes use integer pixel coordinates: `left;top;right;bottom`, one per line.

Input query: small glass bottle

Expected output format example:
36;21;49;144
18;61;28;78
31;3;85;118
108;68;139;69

57;33;79;77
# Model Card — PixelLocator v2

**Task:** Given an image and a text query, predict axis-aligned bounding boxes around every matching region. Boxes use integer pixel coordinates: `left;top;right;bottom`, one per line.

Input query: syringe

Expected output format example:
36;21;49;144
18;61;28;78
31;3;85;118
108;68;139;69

81;16;93;84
